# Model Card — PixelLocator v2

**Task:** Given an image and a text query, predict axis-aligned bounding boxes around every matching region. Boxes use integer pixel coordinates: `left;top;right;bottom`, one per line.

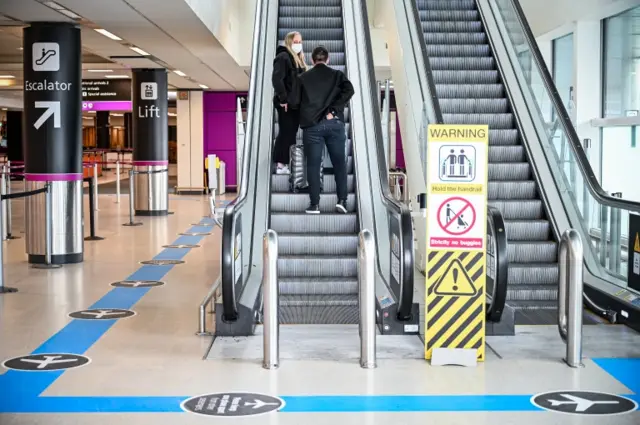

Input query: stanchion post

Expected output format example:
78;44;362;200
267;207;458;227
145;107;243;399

123;170;142;227
32;183;62;270
1;165;6;241
0;187;18;293
359;229;377;369
93;163;99;211
558;229;584;368
262;229;279;370
5;162;17;240
115;160;121;204
84;177;104;241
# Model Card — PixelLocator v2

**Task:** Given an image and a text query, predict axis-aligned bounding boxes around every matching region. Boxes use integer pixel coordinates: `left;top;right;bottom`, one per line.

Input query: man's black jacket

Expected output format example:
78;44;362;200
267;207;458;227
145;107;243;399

298;63;355;129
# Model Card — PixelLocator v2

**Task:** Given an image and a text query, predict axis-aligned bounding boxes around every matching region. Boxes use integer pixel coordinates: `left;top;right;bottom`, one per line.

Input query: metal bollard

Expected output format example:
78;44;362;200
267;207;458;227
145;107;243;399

115;161;121;203
358;229;376;369
557;229;584;368
123;170;142;227
1;166;6;241
5;163;16;240
608;192;622;275
0;182;17;294
33;183;62;270
598;202;608;267
262;229;279;370
93;163;99;211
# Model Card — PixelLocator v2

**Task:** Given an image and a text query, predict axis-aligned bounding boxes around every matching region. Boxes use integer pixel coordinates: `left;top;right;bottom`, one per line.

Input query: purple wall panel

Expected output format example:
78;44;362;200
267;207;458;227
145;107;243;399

395;110;405;169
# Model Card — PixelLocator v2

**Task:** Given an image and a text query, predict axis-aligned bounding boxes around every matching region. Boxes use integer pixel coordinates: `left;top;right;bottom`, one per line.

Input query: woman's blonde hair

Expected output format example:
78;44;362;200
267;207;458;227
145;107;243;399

284;31;307;70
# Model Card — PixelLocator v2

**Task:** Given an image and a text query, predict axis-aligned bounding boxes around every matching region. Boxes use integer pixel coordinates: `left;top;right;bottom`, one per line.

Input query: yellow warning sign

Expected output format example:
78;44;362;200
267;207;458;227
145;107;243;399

634;233;640;253
433;259;477;296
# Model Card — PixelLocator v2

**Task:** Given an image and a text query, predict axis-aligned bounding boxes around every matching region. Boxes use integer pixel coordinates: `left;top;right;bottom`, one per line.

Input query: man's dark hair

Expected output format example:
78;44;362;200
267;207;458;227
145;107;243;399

311;46;329;63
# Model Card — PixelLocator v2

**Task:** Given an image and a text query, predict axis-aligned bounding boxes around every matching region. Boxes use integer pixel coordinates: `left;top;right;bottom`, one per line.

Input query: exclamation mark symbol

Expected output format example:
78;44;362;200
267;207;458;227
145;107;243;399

452;268;459;291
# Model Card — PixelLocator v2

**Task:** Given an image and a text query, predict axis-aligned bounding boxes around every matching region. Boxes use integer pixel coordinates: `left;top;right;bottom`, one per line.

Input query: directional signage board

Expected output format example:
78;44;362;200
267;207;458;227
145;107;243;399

627;214;640;292
181;392;285;417
425;124;489;362
3;354;90;371
531;391;637;415
69;308;135;320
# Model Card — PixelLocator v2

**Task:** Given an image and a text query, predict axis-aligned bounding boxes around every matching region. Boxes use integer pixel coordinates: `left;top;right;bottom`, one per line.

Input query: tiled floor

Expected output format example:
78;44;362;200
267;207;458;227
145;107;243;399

0;191;639;424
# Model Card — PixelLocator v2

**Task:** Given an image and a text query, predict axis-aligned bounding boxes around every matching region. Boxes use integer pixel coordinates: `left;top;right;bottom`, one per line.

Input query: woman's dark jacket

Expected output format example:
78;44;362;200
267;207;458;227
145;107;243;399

272;45;305;108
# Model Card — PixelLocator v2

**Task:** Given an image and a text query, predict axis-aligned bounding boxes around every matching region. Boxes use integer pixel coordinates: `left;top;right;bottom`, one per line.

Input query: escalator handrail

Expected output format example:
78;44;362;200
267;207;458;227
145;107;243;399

358;0;415;320
486;206;508;322
503;0;640;214
408;0;444;124
220;0;267;321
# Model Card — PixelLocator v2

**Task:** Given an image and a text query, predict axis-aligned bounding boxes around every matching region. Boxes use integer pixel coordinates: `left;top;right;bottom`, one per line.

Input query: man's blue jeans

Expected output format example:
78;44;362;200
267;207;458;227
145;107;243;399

303;118;348;206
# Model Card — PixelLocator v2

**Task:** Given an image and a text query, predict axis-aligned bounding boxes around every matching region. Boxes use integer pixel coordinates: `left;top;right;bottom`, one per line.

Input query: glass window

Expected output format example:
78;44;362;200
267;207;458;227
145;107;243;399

603;6;640;117
552;33;574;122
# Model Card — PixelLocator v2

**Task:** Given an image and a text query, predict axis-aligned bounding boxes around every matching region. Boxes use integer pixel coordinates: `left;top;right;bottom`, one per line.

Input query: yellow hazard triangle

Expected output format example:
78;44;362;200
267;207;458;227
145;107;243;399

635;233;640;253
433;259;477;296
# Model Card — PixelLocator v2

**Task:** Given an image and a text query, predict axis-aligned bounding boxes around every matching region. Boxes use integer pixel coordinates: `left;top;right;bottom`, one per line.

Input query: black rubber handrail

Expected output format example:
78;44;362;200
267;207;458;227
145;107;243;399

505;0;640;215
486;206;508;322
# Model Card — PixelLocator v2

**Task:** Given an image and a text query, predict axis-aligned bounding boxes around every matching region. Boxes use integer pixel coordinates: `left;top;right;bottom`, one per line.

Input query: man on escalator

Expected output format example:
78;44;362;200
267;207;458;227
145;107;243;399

298;46;354;215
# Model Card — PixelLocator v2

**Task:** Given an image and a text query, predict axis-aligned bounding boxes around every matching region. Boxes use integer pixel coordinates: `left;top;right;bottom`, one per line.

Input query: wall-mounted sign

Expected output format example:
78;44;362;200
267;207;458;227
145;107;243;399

82;101;132;112
82;79;131;102
178;91;189;101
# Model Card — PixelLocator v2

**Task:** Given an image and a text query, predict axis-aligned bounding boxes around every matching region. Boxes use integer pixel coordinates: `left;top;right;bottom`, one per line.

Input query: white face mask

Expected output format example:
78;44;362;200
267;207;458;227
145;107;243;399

291;43;303;54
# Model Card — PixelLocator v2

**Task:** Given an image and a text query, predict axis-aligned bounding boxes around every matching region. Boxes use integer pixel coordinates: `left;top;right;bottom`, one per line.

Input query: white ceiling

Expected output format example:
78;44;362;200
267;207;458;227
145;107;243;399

0;0;250;107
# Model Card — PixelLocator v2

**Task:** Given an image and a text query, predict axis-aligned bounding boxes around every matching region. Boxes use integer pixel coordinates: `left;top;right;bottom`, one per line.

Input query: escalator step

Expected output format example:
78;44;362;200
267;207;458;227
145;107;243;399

271;174;356;193
508;263;559;285
488;129;520;145
279;17;343;29
422;21;483;33
416;0;476;10
508;241;558;263
278;234;358;256
279;28;343;41
271;213;358;233
436;83;504;98
507;284;558;302
488;200;544;220
505;220;551;241
488;163;530;181
443;113;514;129
278;256;358;278
279;0;341;6
429;56;495;70
279;295;359;325
488;145;525;162
440;98;508;113
424;32;487;45
489;181;537;200
427;44;491;57
271;193;357;212
420;10;479;21
280;278;358;295
279;6;342;18
432;70;499;84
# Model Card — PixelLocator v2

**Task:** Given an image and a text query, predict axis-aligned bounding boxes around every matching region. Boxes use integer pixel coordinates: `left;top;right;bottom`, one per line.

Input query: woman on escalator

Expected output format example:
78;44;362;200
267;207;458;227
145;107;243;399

272;31;307;174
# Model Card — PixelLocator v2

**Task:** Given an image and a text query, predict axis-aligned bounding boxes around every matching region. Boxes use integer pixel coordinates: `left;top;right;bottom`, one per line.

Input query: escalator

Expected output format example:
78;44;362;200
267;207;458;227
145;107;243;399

216;0;420;336
388;0;640;328
416;0;558;324
273;0;359;324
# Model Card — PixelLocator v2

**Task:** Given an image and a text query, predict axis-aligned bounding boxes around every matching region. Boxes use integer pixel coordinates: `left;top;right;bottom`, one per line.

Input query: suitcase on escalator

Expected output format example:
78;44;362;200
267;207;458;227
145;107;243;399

289;144;324;193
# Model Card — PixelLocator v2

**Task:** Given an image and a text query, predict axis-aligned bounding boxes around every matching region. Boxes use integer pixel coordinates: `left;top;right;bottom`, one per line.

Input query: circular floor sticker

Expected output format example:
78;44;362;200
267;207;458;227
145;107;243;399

181;392;285;417
111;280;165;288
531;390;637;415
162;244;200;249
69;308;136;320
180;232;211;236
140;259;185;265
3;354;90;371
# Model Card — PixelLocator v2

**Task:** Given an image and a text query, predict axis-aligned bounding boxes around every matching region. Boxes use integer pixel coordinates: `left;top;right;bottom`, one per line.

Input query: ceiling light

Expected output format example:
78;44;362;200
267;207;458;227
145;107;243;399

43;1;64;10
82;116;93;120
0;75;15;79
105;75;130;79
59;9;81;19
87;69;113;73
1;108;7;111
168;112;177;117
111;113;124;117
129;46;150;56
87;111;96;114
199;84;209;89
17;47;23;51
173;70;187;77
94;28;122;41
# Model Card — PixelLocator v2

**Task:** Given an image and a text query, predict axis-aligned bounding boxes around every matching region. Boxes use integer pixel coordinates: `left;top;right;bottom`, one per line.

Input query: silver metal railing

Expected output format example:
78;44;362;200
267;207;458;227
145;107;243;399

359;229;376;369
262;229;279;370
389;171;409;205
196;278;221;336
558;229;584;368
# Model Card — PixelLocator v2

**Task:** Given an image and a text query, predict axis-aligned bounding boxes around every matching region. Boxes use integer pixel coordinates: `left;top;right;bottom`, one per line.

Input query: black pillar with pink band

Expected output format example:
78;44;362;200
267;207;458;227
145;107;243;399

132;69;169;216
22;22;84;264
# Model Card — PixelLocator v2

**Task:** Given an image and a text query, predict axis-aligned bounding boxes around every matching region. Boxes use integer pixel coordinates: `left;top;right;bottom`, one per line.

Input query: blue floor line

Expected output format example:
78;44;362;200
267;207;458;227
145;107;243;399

592;358;640;394
0;219;214;401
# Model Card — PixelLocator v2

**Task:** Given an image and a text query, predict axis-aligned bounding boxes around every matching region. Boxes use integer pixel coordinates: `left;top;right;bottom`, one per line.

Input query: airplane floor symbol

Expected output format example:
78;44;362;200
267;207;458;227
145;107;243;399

244;400;280;409
548;394;619;412
20;355;77;369
81;310;124;319
433;259;477;296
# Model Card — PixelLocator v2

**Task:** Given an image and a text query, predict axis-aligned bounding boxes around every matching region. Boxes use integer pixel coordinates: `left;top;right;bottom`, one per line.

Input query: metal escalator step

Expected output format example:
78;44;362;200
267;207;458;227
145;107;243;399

279;28;343;41
488;163;530;180
436;83;504;98
278;234;358;256
505;220;550;241
427;44;491;57
271;193;356;213
279;0;341;7
508;300;558;310
508;263;559;285
417;0;476;10
489;129;519;145
432;70;499;84
424;33;487;45
279;295;359;325
440;98;508;114
507;284;558;302
299;51;345;66
444;113;514;129
420;10;479;21
279;6;342;18
279;18;343;29
488;181;537;200
422;21;483;33
271;213;358;233
509;241;558;263
280;278;358;295
429;56;495;70
488;145;524;162
271;174;355;193
278;256;358;278
488;200;544;219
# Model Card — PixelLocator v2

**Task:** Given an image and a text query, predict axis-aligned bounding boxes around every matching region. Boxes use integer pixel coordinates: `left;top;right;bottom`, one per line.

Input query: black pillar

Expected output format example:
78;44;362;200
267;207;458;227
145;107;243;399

23;22;82;180
132;69;168;165
96;110;110;150
124;112;132;149
6;111;23;163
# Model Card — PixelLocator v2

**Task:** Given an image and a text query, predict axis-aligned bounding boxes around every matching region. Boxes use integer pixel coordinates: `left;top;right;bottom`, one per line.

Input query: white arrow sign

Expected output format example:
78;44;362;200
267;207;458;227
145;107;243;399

34;101;61;130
